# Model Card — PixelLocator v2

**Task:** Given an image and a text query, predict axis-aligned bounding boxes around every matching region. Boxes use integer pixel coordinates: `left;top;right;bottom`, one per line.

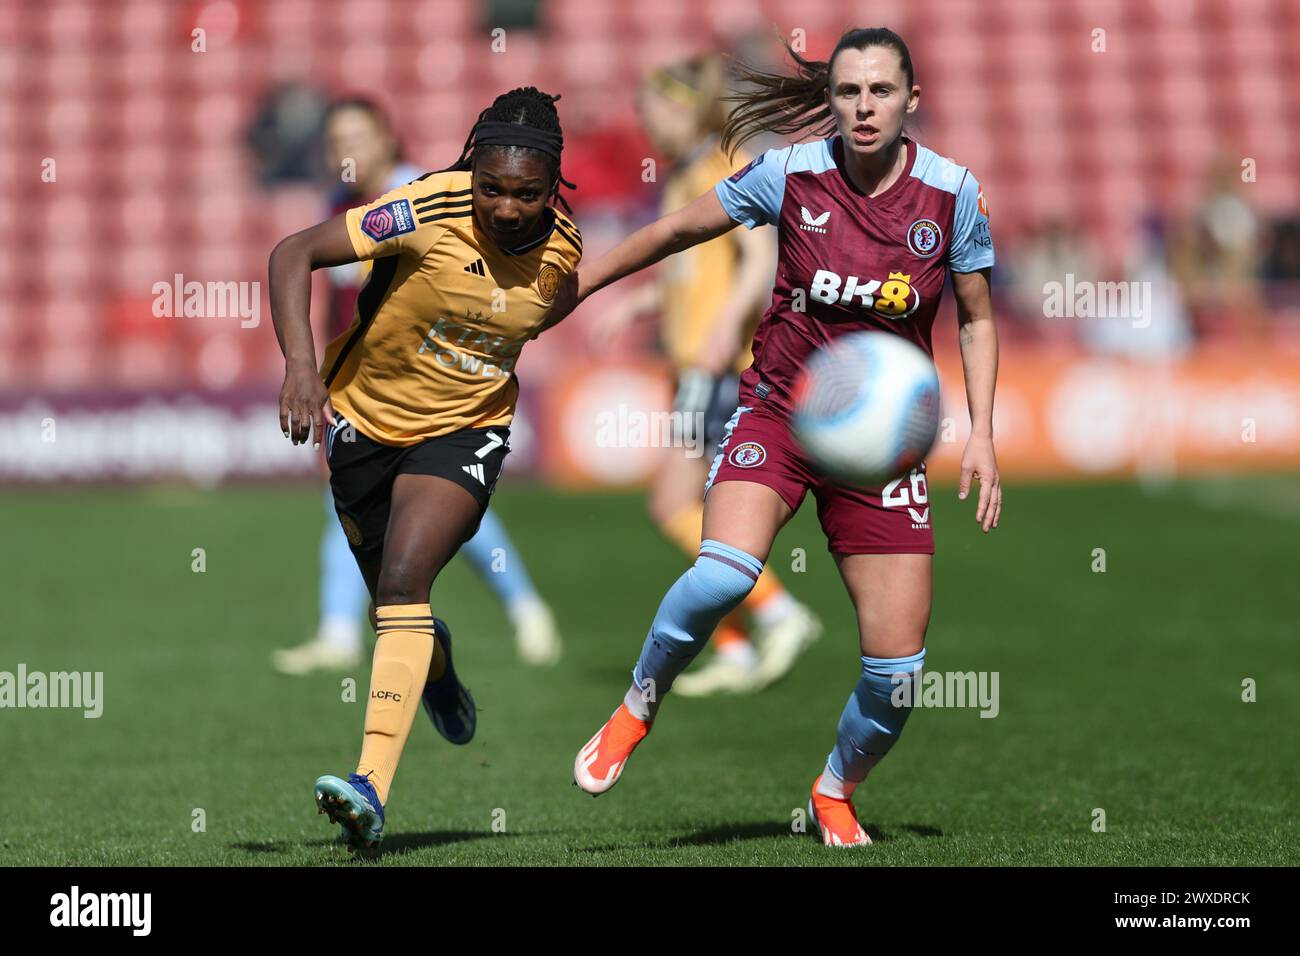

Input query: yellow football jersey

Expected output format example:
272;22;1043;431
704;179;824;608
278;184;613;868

659;140;761;373
320;170;582;446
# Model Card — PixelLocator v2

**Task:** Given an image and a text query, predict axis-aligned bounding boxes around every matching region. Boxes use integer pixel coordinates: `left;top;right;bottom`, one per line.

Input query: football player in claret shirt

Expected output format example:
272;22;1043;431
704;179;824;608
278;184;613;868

269;87;581;853
271;97;564;680
559;29;1003;847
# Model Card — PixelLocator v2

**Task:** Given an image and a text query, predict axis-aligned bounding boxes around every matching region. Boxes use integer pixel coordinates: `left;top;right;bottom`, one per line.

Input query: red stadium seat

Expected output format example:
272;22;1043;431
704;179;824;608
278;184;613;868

6;0;1299;392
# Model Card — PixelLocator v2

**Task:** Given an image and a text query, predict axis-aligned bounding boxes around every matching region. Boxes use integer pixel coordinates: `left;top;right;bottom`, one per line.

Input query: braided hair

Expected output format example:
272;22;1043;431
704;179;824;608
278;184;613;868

444;86;576;213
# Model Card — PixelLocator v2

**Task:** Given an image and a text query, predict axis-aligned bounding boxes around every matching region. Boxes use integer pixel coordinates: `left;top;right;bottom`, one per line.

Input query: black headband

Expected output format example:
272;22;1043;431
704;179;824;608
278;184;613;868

473;120;563;161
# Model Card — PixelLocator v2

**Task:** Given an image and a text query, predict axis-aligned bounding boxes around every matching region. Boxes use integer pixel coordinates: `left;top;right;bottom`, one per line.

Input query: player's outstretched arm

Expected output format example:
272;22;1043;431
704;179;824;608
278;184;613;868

952;267;1001;532
578;189;739;304
268;213;358;447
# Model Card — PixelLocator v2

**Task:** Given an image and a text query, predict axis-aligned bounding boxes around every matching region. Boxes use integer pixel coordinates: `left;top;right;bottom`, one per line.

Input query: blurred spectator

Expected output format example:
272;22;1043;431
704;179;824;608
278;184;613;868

488;0;540;29
1169;156;1269;341
246;81;330;186
1007;215;1101;346
1260;217;1300;322
317;97;419;349
1262;218;1300;282
1080;213;1193;360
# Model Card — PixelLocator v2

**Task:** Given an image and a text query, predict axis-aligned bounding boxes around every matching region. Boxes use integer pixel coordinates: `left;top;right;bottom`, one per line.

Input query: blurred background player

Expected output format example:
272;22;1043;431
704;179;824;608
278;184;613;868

589;56;821;696
271;97;562;676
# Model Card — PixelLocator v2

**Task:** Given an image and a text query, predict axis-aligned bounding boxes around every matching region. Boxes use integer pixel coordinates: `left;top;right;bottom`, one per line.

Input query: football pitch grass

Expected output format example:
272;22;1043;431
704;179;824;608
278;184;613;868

2;474;1297;867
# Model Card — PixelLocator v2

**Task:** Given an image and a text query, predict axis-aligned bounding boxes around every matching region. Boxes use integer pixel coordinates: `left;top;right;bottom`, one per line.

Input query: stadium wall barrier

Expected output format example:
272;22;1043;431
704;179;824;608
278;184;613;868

539;344;1300;486
0;345;1296;485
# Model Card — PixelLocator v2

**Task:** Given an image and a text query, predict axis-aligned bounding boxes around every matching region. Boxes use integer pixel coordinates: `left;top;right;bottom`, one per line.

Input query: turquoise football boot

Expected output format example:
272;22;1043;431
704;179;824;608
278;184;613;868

314;772;385;854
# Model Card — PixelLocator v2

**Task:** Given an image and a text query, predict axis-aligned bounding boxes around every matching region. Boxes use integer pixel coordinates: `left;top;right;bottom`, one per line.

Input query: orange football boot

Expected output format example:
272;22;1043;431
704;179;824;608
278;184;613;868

808;775;872;847
573;703;651;796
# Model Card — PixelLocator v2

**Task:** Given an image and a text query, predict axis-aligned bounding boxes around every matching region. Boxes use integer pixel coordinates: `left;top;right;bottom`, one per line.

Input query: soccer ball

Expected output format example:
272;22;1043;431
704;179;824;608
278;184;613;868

791;331;941;486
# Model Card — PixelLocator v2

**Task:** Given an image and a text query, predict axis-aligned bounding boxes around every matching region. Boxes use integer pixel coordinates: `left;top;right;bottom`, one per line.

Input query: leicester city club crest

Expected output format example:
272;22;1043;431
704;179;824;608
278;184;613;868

338;513;364;547
537;262;561;303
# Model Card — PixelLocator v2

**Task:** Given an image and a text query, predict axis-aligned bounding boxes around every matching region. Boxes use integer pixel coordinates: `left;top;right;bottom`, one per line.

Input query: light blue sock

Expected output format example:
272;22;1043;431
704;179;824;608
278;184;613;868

627;539;764;718
826;649;927;786
459;508;538;610
319;491;370;640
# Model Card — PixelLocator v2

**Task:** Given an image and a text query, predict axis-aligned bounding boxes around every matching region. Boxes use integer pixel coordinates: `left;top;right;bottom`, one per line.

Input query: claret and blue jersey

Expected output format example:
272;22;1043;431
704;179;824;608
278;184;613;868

714;134;995;414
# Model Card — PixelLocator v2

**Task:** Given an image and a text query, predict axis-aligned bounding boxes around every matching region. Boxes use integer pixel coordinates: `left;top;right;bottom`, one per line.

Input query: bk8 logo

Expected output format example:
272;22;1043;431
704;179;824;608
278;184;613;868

808;269;920;318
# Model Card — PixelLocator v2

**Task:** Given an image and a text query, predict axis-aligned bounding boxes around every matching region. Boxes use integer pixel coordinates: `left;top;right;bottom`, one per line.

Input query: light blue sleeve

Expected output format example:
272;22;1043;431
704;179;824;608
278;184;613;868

713;148;788;229
949;172;995;273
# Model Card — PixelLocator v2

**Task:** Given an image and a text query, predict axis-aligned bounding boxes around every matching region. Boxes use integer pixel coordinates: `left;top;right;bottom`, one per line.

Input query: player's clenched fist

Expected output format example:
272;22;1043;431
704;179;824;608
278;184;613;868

279;363;335;447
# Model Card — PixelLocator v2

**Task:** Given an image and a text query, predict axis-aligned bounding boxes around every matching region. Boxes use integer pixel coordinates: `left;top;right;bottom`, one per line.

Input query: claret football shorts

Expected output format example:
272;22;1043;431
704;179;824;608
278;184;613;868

704;383;935;556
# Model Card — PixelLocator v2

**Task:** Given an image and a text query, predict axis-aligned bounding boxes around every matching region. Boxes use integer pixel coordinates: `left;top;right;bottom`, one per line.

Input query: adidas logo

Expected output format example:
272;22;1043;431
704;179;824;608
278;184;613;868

800;206;830;233
462;463;486;485
463;258;486;277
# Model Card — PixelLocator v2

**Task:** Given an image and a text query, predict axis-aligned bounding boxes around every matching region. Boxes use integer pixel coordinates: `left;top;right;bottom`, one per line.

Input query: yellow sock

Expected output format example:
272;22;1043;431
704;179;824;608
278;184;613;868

713;610;749;649
355;603;436;805
661;504;705;558
744;566;785;614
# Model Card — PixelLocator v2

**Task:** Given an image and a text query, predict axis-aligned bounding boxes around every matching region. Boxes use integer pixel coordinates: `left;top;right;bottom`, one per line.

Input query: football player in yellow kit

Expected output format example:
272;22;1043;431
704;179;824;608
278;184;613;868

272;97;563;678
269;87;580;853
592;56;821;696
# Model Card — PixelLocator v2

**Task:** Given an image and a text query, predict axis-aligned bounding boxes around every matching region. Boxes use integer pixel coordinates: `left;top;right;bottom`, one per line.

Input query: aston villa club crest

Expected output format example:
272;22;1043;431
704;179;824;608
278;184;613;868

907;218;942;258
728;441;766;468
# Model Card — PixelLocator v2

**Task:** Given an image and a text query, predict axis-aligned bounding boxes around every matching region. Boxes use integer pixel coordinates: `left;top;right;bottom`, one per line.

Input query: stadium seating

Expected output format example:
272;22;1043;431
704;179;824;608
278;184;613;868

5;0;1297;391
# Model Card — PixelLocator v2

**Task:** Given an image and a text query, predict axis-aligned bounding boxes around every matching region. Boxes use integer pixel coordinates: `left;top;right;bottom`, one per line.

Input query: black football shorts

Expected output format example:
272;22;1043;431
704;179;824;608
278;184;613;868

326;414;510;562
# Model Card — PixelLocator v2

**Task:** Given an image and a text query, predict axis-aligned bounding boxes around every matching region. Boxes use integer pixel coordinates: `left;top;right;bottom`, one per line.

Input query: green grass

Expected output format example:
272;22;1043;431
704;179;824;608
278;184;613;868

1;475;1297;866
